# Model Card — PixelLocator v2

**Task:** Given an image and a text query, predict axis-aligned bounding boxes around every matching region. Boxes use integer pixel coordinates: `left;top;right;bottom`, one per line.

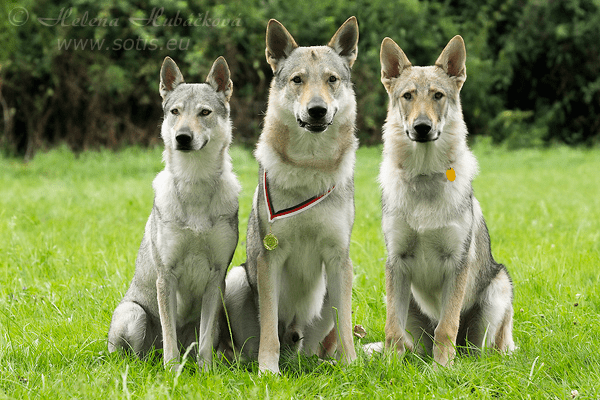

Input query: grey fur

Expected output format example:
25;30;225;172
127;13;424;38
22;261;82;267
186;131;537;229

223;17;360;375
107;56;240;372
377;36;515;368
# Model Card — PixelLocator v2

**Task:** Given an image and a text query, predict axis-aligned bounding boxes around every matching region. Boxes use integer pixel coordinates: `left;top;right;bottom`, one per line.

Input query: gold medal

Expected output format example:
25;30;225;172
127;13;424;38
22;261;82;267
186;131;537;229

263;232;278;251
263;225;278;251
446;167;456;182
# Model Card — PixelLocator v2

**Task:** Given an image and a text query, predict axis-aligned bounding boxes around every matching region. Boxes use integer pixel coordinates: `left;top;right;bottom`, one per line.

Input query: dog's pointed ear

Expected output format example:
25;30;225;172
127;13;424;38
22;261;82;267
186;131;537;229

327;16;359;68
265;19;298;72
206;56;233;101
380;37;411;91
160;57;185;99
435;35;466;90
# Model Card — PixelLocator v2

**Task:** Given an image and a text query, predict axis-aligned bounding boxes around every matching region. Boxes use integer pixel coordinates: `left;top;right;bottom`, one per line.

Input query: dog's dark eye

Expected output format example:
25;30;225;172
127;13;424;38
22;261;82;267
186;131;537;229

292;76;302;84
171;108;179;115
200;109;212;116
329;75;337;83
434;92;444;100
403;92;412;100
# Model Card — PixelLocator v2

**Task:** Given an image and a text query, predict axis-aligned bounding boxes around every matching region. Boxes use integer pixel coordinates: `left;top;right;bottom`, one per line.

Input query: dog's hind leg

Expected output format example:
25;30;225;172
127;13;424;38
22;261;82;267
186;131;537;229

477;268;515;353
493;306;515;353
405;297;435;356
222;266;260;360
108;301;155;357
303;294;335;358
280;317;304;355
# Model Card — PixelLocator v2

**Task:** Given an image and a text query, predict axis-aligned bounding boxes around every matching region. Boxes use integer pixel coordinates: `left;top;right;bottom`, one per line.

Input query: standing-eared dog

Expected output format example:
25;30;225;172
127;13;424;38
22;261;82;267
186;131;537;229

108;56;240;371
221;17;360;375
376;35;515;368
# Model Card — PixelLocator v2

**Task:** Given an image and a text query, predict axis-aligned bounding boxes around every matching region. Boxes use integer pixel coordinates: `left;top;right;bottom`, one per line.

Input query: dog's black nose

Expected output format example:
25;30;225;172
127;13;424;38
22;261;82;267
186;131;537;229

176;134;192;147
308;106;328;120
414;123;432;137
307;97;328;120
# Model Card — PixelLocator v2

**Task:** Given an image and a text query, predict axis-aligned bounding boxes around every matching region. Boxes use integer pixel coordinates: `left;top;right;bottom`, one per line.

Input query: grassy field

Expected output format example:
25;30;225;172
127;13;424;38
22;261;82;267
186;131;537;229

1;143;599;399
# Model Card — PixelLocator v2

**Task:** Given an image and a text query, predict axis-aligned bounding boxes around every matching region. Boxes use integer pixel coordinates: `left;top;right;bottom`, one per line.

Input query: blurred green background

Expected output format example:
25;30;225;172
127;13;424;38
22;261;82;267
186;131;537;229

1;0;599;160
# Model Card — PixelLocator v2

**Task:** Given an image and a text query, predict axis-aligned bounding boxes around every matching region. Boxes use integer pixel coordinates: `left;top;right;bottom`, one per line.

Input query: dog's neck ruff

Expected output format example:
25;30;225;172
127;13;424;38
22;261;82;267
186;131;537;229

263;170;335;223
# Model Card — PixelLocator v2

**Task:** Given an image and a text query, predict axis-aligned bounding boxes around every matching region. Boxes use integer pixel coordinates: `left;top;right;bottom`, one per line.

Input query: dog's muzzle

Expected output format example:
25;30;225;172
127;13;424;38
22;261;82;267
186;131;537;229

175;132;193;151
297;98;335;133
407;120;439;142
174;128;207;151
297;118;333;133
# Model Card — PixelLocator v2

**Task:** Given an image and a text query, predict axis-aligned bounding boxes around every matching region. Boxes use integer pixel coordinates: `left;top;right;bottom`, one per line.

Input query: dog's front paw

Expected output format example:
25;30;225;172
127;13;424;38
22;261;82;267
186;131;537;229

167;361;183;374
258;345;281;375
197;358;212;373
385;334;414;356
258;362;280;376
432;356;454;371
432;342;456;370
338;346;357;365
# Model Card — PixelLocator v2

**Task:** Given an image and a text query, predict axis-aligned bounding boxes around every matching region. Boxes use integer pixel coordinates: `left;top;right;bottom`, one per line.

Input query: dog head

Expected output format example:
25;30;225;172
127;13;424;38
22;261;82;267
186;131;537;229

159;56;233;152
380;35;466;143
265;17;359;133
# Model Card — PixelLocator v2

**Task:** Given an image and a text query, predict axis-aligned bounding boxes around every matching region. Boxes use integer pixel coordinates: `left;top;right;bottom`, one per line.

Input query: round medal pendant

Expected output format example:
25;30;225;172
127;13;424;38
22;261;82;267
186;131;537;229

446;167;456;182
263;233;278;251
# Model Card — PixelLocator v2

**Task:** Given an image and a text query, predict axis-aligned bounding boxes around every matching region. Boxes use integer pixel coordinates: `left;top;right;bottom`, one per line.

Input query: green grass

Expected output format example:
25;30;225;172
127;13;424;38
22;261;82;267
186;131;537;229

1;144;599;399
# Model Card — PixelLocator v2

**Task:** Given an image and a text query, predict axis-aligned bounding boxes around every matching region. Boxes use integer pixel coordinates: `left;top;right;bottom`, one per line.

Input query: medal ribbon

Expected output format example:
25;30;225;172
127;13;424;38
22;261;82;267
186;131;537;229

263;170;336;223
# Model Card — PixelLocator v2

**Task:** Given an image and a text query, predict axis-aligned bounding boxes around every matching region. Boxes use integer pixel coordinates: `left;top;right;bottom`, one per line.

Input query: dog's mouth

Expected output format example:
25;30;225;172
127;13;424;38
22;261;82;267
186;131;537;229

175;138;208;152
406;129;440;143
297;118;333;133
407;133;439;143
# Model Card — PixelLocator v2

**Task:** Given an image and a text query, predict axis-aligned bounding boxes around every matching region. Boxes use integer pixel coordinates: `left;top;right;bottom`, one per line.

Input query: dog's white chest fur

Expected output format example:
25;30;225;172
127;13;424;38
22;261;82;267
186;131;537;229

107;55;239;369
150;170;238;324
380;151;479;321
376;33;515;364
255;182;354;327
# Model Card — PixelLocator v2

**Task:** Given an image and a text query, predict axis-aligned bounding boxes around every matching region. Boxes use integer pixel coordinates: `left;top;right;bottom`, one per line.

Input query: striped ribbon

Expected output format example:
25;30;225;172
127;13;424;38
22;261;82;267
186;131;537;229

263;170;335;223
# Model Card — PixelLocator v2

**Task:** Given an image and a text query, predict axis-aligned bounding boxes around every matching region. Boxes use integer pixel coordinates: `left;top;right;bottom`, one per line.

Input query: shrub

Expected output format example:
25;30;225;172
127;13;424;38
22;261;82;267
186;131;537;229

498;0;600;145
1;0;599;158
488;109;547;149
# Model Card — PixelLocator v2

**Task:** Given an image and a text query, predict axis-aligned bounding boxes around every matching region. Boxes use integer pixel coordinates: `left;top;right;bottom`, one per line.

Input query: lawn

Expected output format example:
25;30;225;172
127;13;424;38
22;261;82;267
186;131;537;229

1;143;599;399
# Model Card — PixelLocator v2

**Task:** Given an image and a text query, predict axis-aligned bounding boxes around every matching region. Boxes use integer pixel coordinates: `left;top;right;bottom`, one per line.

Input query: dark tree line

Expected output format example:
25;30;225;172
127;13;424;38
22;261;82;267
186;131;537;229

1;0;599;159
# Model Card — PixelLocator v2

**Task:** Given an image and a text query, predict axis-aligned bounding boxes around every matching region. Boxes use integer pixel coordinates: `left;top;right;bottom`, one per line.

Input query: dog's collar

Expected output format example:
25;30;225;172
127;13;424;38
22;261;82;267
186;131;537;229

263;170;335;223
414;167;456;182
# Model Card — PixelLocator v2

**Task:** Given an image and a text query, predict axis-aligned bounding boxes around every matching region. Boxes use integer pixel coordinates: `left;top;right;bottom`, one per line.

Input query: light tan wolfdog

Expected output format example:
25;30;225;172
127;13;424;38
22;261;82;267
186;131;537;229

224;17;360;374
375;35;515;368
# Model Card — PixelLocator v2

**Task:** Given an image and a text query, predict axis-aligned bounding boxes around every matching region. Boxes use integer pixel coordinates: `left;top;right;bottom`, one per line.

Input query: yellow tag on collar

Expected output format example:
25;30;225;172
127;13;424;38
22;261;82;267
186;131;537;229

446;167;456;182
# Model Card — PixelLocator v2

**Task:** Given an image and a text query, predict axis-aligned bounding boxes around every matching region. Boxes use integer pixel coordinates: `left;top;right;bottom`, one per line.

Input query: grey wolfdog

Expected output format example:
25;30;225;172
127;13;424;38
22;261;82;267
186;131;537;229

107;56;240;371
374;35;515;368
220;17;360;375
